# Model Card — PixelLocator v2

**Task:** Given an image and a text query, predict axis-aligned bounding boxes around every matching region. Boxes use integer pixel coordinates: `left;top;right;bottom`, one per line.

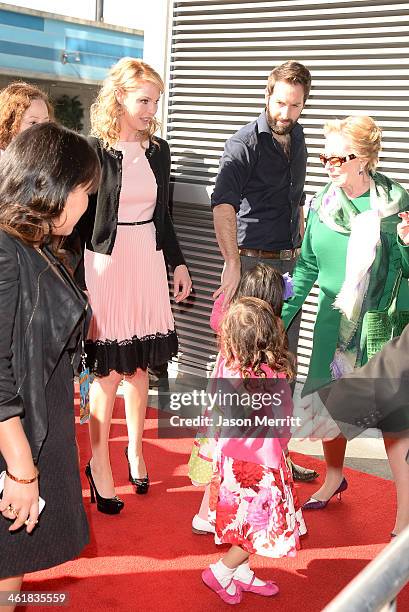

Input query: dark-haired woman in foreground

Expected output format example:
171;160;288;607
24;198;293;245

0;122;100;609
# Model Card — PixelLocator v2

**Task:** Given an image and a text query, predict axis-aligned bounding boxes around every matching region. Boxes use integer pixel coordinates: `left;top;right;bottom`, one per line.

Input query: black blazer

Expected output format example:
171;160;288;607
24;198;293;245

72;136;186;288
0;231;89;462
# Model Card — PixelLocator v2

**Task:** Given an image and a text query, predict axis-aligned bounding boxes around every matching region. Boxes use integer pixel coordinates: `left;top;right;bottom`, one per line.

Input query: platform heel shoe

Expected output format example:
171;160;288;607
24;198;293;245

85;462;124;515
125;447;150;494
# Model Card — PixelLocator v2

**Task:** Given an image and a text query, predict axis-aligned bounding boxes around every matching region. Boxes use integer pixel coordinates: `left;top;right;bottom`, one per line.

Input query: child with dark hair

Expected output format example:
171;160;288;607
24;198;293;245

210;263;290;332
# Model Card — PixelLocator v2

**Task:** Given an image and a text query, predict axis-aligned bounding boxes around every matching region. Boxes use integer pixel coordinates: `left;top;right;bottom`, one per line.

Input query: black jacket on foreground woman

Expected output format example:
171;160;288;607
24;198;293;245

0;230;89;462
72;136;186;288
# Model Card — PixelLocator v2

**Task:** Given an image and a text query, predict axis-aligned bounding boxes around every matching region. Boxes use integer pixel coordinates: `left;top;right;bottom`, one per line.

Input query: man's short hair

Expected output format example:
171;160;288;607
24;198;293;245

266;60;312;102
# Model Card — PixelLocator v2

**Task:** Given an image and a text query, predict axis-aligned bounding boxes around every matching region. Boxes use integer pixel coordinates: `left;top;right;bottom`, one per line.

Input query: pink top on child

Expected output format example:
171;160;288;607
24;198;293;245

210;293;225;333
213;355;293;470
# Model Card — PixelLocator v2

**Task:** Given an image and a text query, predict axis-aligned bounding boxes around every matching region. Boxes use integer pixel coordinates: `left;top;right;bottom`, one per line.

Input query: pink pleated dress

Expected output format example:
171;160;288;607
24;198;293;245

84;140;178;376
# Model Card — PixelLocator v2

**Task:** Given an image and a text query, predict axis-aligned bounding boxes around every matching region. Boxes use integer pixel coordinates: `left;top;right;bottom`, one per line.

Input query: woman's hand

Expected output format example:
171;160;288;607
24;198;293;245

173;264;192;303
397;212;409;245
0;474;40;533
0;417;41;533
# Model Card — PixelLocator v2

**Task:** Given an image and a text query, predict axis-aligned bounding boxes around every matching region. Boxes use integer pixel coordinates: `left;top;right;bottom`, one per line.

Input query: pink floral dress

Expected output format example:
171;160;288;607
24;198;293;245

207;358;307;558
209;451;306;558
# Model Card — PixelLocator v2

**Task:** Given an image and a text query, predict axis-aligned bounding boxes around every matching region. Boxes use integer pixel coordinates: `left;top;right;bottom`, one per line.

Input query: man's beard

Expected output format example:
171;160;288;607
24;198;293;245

266;108;295;135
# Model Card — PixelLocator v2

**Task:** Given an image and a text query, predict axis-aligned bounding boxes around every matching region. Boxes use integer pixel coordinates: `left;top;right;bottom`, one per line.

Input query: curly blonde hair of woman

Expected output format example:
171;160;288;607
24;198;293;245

324;115;382;172
90;57;164;149
0;81;53;149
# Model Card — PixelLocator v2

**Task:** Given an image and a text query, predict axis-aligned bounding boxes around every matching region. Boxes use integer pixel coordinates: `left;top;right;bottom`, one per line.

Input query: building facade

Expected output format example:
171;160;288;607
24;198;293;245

0;2;143;132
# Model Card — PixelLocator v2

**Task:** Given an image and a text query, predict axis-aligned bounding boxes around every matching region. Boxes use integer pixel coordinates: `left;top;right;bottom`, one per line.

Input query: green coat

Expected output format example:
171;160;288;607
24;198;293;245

282;174;409;397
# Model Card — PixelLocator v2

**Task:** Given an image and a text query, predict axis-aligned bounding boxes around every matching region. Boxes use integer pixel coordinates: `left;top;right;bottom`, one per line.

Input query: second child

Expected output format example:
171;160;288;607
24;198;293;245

189;264;290;534
189;264;312;536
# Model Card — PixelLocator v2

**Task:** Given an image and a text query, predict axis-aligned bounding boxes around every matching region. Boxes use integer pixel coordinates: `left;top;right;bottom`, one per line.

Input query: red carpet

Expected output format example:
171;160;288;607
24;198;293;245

23;397;409;611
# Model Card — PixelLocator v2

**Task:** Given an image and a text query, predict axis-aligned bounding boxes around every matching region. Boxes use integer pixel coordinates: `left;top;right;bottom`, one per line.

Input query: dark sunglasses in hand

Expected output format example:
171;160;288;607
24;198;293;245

319;153;357;167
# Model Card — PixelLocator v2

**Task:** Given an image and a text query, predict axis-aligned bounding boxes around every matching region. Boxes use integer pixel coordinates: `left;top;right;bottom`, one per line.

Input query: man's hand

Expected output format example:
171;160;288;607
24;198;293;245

213;258;241;305
173;264;192;303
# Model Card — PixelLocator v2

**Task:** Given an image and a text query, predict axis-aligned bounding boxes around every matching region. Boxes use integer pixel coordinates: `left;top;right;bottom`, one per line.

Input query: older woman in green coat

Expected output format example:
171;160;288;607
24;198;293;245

282;115;409;537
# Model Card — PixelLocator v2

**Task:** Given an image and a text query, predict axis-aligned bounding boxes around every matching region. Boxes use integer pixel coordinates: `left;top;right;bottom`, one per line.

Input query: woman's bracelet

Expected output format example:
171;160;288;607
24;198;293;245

6;468;39;484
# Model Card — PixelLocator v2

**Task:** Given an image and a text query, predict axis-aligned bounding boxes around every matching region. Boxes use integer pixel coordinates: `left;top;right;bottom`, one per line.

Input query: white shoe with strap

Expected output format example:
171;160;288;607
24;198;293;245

192;514;215;535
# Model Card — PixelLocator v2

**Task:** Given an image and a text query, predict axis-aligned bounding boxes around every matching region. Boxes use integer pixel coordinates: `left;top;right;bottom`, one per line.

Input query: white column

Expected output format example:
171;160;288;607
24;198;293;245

142;0;171;137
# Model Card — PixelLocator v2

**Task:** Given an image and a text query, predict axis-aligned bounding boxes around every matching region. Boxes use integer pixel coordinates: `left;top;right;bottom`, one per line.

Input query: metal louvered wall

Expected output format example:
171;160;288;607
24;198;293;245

166;0;409;377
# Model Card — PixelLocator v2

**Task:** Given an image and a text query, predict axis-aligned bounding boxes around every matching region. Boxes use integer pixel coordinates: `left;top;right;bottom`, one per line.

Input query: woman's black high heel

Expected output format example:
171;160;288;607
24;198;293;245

125;447;150;495
85;462;124;514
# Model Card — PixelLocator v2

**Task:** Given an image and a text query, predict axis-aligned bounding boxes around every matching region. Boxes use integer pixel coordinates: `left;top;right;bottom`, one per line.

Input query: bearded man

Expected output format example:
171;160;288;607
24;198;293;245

211;60;317;482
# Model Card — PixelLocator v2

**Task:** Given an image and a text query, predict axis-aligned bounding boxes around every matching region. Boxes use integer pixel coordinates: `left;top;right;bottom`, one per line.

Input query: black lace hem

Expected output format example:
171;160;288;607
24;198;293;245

85;330;178;377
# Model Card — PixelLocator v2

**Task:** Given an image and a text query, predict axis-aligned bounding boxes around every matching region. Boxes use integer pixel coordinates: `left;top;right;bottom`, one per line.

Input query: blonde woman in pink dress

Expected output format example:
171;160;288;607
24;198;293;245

75;58;191;513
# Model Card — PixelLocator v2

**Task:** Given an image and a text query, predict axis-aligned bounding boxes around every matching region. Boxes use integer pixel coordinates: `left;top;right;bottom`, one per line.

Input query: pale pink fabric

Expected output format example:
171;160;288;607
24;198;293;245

85;140;174;342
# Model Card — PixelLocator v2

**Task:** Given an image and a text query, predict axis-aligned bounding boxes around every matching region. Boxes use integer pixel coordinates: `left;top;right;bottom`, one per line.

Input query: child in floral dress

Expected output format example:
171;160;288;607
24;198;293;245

189;264;293;535
201;296;306;604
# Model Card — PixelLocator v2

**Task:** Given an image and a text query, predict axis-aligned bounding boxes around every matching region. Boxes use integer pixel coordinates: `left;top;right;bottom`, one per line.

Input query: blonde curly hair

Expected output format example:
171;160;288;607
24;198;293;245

0;81;53;149
324;115;382;172
90;57;164;149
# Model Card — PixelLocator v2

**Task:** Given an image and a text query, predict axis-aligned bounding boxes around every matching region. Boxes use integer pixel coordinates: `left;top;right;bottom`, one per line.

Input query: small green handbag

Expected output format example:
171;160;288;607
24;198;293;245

365;269;409;360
